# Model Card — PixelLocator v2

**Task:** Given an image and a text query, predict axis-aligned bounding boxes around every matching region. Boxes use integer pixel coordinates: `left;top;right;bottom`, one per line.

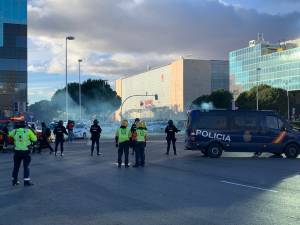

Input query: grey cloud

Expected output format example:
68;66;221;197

28;0;300;73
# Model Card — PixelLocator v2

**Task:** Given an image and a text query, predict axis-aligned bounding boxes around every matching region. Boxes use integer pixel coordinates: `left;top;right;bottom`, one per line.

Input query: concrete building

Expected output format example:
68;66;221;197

230;36;300;97
0;0;27;117
115;58;229;120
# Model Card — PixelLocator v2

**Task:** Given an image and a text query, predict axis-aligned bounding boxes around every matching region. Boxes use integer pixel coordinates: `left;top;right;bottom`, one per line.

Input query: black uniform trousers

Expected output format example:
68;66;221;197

91;139;100;155
12;151;31;181
55;139;64;154
167;138;177;155
135;142;145;166
118;141;129;166
39;137;53;153
132;140;137;155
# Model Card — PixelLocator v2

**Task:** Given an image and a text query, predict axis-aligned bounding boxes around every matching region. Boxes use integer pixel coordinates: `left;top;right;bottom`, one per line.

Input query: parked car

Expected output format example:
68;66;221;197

73;123;89;139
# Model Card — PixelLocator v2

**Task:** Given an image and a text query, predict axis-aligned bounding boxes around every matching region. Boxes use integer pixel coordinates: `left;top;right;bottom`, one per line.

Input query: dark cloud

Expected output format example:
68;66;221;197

28;0;300;71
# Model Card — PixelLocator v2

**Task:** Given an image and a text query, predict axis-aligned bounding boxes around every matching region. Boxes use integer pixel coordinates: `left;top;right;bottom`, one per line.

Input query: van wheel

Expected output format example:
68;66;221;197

207;143;223;158
284;144;299;159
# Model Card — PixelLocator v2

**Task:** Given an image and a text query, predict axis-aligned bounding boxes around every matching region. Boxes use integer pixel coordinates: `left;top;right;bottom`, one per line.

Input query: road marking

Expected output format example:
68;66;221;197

220;180;278;193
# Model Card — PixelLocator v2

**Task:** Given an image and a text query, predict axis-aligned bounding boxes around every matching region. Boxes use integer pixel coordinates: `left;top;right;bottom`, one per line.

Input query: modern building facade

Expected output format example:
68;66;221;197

229;37;300;98
115;59;229;120
0;0;27;116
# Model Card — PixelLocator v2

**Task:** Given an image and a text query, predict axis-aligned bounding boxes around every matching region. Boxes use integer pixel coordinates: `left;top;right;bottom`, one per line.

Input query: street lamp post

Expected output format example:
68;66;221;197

256;68;261;111
78;59;83;121
65;36;75;122
285;79;290;121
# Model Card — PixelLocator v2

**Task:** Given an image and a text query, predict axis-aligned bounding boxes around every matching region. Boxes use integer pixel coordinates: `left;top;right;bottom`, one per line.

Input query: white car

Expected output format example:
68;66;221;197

73;124;89;139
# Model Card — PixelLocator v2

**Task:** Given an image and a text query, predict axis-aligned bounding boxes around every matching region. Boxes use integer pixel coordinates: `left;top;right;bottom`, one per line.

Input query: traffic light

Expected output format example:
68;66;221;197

154;94;158;100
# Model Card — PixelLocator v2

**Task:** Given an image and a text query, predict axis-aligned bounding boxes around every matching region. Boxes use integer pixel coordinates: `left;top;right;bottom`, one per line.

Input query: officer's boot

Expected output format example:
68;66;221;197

12;179;20;186
24;180;34;186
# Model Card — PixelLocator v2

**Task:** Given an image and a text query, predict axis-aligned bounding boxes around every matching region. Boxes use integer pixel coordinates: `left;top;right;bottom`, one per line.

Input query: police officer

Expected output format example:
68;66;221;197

38;122;54;154
90;119;102;156
9;121;37;186
115;120;131;168
133;121;147;168
165;120;180;155
130;118;140;155
53;120;68;156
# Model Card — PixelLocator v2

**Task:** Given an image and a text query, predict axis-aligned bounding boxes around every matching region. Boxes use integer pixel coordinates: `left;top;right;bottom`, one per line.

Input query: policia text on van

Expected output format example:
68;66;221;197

185;110;300;158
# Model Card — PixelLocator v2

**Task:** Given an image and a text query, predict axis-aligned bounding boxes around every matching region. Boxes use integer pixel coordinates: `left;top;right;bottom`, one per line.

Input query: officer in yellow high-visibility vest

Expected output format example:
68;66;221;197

133;121;147;168
115;120;132;168
9;121;37;186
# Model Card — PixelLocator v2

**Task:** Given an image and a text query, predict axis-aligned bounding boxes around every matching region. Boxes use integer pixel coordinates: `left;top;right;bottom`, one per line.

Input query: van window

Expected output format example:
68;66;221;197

264;116;280;130
232;115;259;131
191;115;227;130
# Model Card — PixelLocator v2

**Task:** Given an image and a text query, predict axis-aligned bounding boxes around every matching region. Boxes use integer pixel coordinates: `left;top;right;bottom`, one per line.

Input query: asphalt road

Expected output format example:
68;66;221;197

0;136;300;225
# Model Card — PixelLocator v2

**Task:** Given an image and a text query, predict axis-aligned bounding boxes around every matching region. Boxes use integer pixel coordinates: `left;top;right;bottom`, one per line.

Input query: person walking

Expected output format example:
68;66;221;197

9;121;37;186
165;120;180;155
115;120;131;168
38;122;54;154
133;121;147;168
90;119;102;156
53;120;68;156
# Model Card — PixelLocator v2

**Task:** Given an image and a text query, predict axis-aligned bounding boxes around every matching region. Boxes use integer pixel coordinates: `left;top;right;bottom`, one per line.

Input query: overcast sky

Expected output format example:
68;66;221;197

28;0;300;104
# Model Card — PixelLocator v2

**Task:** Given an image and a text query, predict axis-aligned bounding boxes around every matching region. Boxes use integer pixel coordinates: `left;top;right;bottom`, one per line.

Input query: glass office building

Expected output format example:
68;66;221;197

0;0;27;116
230;38;300;97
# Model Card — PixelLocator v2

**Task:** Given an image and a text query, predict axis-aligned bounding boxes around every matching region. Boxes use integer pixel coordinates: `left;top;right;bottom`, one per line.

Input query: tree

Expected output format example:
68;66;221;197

29;79;121;122
236;85;293;117
192;89;233;109
51;79;121;119
28;100;58;124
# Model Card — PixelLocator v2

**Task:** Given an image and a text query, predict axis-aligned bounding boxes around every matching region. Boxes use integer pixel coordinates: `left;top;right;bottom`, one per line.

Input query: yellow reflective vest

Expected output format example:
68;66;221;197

9;128;37;151
136;128;147;142
116;127;131;144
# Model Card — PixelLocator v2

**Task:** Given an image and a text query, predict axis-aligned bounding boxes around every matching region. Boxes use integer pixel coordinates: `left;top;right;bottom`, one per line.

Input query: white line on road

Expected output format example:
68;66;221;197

220;180;278;193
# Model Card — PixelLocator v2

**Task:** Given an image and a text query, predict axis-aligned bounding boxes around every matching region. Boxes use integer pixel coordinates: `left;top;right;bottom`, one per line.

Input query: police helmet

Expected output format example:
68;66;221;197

168;120;173;125
93;119;99;125
58;120;63;126
134;118;140;123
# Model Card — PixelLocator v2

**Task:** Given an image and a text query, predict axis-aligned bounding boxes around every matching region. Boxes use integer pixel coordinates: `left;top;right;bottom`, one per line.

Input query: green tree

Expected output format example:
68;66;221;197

52;79;121;118
28;100;58;124
236;85;293;117
192;89;233;109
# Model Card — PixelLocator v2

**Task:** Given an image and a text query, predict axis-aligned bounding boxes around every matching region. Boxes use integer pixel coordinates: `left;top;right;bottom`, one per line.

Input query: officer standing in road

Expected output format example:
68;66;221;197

53;120;68;157
9;121;37;186
38;122;54;154
90;119;102;156
130;118;140;155
165;120;180;155
115;120;131;168
133;121;147;168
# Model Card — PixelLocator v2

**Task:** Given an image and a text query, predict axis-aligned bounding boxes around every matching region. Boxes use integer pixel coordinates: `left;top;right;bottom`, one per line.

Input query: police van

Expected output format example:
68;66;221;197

185;110;300;158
